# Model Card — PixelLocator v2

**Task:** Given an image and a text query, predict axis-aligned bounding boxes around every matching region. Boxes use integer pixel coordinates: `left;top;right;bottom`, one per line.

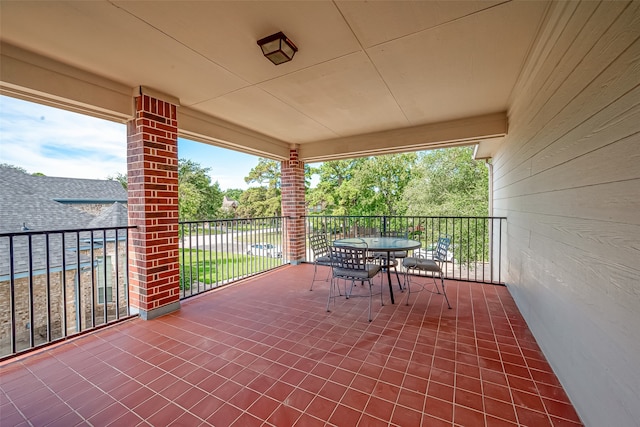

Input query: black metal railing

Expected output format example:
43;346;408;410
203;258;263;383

0;226;136;360
305;215;507;284
179;216;287;299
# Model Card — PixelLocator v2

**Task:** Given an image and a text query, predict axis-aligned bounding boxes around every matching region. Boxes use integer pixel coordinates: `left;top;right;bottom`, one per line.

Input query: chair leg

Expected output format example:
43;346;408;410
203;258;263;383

440;276;452;309
310;262;319;291
368;279;373;322
327;277;340;312
394;265;403;292
312;265;336;292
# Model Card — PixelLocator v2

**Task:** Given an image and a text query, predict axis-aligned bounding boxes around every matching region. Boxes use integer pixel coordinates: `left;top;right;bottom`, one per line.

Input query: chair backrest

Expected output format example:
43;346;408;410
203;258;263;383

330;245;368;271
309;234;329;258
434;236;451;261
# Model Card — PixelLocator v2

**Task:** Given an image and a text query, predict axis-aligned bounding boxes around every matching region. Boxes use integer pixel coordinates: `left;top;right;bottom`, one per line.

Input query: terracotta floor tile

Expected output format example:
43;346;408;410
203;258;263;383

211;380;243;401
402;373;429;393
549;415;585;427
229;412;263;427
542;397;582;423
422;412;453;427
484;396;517;423
267;403;303;426
512;389;546;413
515;406;553;427
206;402;243;426
454;404;485;426
486;414;519;427
173;386;208;411
455;388;484;413
292;412;326;427
247;395;280;420
397;387;425;411
0;268;583;427
424;397;453;422
364;395;394;422
86;402;130;426
131;394;170;419
456;374;483;394
391;406;423;426
306;395;338;420
286;388;315;412
189;395;225;420
370;380;400;403
45;411;86;427
266;380;296;402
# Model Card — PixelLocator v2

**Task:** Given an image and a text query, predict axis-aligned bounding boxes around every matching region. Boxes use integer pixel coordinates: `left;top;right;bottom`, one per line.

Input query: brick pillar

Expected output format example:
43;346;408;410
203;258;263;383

281;147;306;264
127;92;180;320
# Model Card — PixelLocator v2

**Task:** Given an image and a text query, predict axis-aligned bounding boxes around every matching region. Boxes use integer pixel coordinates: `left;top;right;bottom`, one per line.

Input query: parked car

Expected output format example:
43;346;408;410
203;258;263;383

247;243;282;258
412;244;454;262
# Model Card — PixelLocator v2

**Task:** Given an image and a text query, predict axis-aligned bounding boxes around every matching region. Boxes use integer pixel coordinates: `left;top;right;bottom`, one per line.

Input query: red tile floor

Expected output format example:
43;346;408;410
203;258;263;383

0;264;583;426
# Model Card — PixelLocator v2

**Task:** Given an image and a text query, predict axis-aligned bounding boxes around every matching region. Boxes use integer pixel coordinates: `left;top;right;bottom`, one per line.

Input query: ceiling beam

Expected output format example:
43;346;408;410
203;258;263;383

0;42;133;123
298;112;508;162
178;107;291;161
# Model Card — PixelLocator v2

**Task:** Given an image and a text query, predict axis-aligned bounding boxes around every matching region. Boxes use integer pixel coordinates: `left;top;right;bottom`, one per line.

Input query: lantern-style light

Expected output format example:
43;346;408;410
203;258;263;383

257;32;298;65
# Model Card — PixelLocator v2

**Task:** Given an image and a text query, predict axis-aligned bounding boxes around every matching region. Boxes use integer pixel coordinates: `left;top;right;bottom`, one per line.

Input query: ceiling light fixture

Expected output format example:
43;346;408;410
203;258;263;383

257;31;298;65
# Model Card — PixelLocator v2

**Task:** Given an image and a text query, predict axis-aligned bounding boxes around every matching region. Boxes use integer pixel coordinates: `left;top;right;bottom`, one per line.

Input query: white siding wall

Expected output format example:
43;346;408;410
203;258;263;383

493;2;640;426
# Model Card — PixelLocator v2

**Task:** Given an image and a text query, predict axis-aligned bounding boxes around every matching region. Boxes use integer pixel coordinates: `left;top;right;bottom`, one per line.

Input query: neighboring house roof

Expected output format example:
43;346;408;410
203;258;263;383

222;196;239;210
1;193;98;233
0;166;127;233
43;176;127;203
0;166;130;277
88;202;129;229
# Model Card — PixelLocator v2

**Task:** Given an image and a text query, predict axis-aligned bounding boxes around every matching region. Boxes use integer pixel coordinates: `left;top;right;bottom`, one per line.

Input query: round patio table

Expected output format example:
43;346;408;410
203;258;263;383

333;237;421;304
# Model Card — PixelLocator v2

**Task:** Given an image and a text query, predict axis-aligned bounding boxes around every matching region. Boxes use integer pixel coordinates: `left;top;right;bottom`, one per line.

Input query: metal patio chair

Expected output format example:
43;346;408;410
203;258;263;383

327;244;382;322
402;235;452;308
309;233;332;291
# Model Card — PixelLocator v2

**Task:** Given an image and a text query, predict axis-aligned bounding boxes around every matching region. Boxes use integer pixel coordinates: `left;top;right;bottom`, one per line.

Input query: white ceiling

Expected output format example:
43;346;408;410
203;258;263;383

0;1;550;161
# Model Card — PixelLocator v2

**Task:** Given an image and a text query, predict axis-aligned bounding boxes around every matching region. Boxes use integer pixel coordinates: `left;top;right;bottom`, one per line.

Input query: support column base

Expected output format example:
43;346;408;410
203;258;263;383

135;301;181;320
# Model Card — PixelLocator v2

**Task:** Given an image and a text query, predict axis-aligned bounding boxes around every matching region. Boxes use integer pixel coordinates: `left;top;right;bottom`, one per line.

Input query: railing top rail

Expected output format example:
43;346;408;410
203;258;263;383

179;216;285;225
0;225;137;238
305;215;507;220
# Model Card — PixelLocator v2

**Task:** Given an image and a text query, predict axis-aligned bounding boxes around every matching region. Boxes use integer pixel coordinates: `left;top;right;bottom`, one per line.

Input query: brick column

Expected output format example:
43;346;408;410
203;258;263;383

281;147;306;264
127;92;180;320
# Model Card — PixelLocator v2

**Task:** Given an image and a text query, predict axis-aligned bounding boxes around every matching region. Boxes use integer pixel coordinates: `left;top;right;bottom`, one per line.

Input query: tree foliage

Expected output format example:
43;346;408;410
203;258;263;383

237;158;282;217
178;159;223;221
307;154;417;216
107;172;128;190
223;188;244;202
401;147;488;217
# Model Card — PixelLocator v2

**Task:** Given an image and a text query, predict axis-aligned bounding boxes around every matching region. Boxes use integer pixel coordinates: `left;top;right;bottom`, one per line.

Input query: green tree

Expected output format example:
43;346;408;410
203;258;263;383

1;163;28;173
223;188;244;201
401;147;488;217
308;154;417;216
178;159;223;221
351;153;417;216
400;147;490;263
107;172;128;189
239;158;281;217
237;187;280;218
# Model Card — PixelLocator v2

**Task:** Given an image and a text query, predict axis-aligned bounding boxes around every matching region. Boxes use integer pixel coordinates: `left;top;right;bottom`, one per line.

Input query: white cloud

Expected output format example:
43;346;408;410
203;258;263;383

0;95;262;188
0;96;126;179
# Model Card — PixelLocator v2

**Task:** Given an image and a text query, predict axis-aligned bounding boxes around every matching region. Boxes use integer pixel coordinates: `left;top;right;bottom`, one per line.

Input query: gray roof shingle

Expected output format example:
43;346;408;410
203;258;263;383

1;166;130;276
0;165;127;233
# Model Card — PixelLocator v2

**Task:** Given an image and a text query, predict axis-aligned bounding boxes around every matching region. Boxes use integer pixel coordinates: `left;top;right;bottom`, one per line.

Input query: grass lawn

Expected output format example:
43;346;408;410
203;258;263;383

180;248;283;288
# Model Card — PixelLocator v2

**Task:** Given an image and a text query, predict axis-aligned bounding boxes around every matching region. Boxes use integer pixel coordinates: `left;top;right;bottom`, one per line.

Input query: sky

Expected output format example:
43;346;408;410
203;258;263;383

0;95;262;190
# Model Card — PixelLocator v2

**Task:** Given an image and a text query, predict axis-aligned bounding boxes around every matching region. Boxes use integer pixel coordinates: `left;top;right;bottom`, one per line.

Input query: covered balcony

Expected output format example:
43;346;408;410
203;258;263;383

1;2;638;426
2;264;581;426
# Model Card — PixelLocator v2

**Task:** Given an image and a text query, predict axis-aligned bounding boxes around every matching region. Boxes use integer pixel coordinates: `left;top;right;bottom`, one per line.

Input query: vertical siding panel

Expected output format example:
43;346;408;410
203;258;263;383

494;2;640;426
